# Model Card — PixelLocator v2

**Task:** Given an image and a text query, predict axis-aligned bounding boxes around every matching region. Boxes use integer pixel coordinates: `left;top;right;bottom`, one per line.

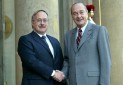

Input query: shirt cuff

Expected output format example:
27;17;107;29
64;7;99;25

51;70;55;76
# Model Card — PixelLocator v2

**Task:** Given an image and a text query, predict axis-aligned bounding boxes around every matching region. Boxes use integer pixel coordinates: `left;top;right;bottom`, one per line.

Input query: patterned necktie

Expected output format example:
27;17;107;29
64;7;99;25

76;29;82;47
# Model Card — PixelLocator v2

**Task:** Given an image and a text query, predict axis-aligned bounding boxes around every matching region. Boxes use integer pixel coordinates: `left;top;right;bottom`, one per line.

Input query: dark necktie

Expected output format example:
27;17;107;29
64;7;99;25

41;36;49;47
41;36;54;57
76;29;82;47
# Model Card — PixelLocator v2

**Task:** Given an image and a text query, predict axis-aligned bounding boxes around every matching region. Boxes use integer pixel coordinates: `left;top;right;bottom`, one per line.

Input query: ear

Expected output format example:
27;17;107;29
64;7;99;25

32;21;35;28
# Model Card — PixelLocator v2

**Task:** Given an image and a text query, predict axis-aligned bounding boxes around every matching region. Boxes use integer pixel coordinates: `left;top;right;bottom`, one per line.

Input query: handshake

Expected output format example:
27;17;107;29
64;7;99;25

52;70;65;82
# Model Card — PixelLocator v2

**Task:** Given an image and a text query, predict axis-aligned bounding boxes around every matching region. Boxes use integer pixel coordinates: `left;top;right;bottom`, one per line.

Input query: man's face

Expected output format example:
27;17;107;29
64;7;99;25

32;11;48;34
71;3;88;28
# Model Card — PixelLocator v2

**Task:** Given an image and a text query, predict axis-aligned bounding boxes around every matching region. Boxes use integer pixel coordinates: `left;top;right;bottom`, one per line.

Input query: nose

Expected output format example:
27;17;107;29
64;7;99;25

40;21;44;24
77;13;81;17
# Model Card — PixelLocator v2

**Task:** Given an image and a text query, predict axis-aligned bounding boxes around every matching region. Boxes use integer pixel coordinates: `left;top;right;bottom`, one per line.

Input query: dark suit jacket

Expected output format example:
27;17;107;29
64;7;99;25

18;31;65;85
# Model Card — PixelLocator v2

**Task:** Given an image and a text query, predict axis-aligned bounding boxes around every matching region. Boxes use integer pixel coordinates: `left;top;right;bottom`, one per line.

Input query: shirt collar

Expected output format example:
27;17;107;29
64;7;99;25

77;20;88;33
34;31;46;37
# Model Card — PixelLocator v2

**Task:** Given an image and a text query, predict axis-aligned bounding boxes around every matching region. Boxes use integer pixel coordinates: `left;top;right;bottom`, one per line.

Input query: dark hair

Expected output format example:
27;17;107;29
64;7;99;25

31;10;48;22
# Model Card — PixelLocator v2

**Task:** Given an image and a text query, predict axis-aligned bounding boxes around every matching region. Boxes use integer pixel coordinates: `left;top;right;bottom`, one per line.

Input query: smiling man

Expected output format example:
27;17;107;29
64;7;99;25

18;10;66;85
62;2;112;85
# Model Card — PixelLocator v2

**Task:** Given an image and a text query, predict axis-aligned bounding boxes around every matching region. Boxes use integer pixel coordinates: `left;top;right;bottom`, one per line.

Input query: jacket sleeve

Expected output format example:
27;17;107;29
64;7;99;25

62;32;69;79
97;26;112;85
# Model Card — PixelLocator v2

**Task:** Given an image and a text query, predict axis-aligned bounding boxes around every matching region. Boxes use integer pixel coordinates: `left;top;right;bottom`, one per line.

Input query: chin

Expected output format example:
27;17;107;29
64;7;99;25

77;24;84;28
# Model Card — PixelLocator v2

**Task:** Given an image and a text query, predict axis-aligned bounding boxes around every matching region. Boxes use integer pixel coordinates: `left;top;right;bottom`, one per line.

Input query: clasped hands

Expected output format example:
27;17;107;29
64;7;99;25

52;70;65;82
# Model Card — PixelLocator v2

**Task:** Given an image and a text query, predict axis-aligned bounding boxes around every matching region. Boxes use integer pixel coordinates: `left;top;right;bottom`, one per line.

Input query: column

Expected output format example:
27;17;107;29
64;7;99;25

3;0;16;84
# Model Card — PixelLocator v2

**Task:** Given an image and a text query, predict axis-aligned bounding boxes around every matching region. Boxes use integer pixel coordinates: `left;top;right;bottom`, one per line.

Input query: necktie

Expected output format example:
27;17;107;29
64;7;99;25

76;29;82;47
41;36;49;47
41;36;54;57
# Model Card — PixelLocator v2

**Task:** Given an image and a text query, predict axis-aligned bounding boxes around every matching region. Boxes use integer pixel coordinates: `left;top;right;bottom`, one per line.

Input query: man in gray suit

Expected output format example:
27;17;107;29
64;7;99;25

62;2;112;85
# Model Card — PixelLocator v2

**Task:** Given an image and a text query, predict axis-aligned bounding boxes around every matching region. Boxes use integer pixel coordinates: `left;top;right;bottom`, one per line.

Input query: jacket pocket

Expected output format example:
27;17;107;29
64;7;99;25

87;71;99;77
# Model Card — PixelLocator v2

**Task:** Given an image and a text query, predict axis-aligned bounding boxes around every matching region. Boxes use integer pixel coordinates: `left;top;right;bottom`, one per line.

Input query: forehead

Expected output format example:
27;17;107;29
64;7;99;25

72;3;86;12
35;11;48;18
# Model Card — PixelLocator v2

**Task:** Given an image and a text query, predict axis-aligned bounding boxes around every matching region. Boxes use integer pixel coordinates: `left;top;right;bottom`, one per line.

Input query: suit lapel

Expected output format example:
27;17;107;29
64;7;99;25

71;28;78;53
78;22;93;50
31;31;52;55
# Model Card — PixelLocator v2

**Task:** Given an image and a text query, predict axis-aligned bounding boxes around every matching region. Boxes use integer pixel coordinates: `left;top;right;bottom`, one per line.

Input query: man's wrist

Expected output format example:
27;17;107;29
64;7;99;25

51;70;56;77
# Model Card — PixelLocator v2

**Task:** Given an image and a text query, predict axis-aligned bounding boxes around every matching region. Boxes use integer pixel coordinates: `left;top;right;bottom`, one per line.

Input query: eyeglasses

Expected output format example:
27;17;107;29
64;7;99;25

34;18;48;23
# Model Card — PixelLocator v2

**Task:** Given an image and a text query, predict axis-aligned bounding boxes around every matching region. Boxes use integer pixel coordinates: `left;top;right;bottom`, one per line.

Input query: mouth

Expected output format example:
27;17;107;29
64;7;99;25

76;19;83;22
39;25;45;28
77;17;83;21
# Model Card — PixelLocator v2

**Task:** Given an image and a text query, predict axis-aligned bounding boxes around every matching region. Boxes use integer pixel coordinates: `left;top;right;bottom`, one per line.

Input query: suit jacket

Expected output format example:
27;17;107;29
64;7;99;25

62;22;111;85
18;31;65;85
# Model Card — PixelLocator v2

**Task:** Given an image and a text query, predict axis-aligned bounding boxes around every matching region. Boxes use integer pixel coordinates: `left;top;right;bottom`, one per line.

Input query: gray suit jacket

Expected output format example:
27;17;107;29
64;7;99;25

62;22;111;85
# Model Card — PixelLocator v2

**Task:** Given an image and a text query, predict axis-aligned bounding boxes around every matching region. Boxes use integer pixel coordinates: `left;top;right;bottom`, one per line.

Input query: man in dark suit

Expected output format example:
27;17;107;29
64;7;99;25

18;10;65;85
62;2;112;85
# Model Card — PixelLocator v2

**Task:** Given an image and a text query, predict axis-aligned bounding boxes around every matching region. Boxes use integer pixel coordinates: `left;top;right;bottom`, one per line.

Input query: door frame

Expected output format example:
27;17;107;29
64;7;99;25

0;0;4;84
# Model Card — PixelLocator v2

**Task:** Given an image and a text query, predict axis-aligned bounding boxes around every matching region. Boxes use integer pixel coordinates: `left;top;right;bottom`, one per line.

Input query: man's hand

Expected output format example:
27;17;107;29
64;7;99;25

52;70;65;82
